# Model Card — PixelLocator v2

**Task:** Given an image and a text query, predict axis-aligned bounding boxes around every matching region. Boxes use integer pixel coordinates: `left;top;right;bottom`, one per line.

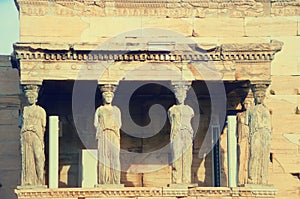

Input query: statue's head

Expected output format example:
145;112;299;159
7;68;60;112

100;84;116;105
250;84;268;105
102;91;114;104
172;81;190;105
242;98;253;110
26;91;38;105
23;85;40;105
254;91;265;105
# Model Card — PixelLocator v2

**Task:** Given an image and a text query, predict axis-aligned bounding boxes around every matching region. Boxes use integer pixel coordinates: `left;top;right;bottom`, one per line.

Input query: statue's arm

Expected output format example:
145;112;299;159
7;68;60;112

94;108;101;139
116;107;122;129
245;109;250;126
94;108;99;129
245;109;251;144
41;108;46;133
168;108;176;139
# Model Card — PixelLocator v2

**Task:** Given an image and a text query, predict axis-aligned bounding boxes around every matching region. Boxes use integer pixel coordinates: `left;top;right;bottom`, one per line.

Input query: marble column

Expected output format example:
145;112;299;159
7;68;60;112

49;116;59;188
227;115;237;187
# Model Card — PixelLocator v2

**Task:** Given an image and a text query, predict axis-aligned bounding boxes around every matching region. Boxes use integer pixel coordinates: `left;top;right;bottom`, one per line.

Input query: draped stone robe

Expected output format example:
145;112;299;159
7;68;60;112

247;104;271;185
168;104;194;184
237;111;250;185
21;104;46;186
94;105;122;184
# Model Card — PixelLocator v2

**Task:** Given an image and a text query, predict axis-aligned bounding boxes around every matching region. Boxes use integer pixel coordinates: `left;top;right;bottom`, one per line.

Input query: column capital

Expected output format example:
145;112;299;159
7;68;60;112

20;80;43;86
22;84;41;97
98;84;118;93
171;80;192;92
249;80;270;87
250;84;268;96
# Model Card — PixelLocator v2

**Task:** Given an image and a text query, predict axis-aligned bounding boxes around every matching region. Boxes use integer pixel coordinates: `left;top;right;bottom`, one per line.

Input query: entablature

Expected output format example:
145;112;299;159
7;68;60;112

12;40;282;85
13;41;282;63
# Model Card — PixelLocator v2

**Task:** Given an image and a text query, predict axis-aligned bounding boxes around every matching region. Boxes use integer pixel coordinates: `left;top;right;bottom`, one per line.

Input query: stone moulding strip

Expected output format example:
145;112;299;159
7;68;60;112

188;187;231;196
14;186;277;199
232;187;277;198
12;41;283;66
15;187;163;198
162;187;188;197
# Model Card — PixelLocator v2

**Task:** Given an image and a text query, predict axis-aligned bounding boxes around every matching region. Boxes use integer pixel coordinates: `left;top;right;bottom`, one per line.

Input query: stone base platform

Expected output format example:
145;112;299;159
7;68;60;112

15;186;277;199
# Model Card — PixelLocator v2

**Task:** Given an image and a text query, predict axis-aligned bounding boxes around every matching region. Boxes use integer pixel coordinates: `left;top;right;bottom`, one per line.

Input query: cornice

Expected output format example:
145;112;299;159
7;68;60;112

220;40;283;61
12;41;283;65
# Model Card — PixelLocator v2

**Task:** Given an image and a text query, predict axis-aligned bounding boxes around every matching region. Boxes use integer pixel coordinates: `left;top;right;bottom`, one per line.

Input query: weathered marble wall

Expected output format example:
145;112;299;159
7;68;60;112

0;55;21;199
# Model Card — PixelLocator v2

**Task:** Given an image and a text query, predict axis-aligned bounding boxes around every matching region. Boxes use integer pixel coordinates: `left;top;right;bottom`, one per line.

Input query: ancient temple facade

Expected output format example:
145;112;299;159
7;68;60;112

0;0;300;199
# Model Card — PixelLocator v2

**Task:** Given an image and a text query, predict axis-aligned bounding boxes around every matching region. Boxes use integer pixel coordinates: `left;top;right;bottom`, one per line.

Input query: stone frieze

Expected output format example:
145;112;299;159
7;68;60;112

15;0;300;17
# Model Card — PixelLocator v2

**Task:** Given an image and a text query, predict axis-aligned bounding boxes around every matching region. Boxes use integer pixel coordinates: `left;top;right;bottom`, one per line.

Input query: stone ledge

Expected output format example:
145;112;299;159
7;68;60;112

14;186;277;199
13;41;283;63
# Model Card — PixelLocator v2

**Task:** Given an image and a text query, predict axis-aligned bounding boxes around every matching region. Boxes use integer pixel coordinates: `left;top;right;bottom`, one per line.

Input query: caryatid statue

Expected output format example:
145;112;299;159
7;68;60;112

20;85;46;186
94;84;122;184
247;84;272;185
237;94;253;186
168;82;194;184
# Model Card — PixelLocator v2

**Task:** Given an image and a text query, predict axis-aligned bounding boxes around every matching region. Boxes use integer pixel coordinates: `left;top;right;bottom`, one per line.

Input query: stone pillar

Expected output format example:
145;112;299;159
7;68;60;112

94;84;123;187
19;84;47;187
237;90;253;186
247;83;271;185
49;116;59;188
80;149;98;188
168;81;195;187
227;115;237;187
211;124;221;187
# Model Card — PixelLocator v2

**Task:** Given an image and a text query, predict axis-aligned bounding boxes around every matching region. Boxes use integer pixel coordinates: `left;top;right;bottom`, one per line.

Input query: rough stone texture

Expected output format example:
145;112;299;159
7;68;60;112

271;1;300;16
193;18;245;37
265;85;300;194
271;36;300;75
143;18;193;36
245;17;298;37
81;17;142;40
270;76;300;95
0;55;20;199
20;15;87;42
15;0;300;17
